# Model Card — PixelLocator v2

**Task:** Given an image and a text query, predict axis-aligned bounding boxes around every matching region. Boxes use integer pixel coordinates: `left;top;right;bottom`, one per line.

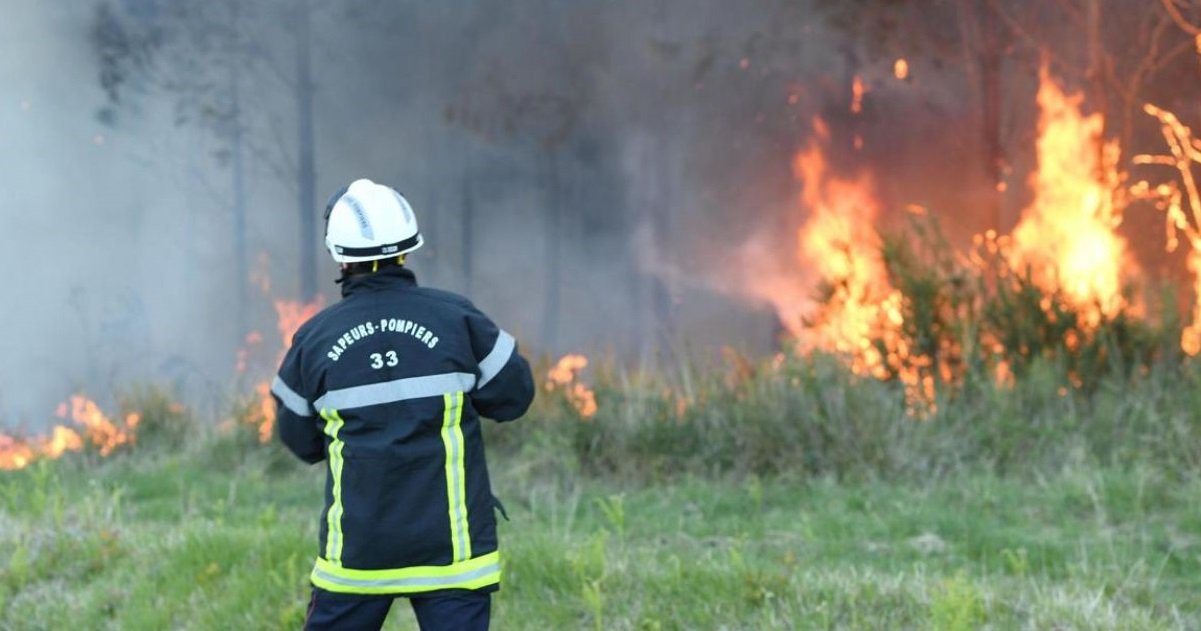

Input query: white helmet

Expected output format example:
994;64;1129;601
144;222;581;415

323;178;424;263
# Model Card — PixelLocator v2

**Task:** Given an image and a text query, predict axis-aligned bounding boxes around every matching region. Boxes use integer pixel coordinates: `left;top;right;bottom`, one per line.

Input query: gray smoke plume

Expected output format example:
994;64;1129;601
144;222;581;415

8;0;1184;427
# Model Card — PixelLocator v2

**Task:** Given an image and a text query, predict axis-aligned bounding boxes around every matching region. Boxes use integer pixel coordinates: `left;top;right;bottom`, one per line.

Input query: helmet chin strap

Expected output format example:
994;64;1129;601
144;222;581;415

343;255;408;277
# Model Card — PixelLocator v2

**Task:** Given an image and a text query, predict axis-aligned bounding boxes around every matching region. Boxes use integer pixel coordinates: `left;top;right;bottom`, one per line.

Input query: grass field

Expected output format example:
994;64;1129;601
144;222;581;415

3;351;1201;629
1;440;1198;630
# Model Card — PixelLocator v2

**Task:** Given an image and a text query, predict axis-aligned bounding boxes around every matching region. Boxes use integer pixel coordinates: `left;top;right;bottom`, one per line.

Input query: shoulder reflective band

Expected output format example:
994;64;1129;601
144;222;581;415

321;409;347;565
441;392;471;563
332;234;421;258
314;372;477;411
311;550;501;595
271;376;312;417
476;331;516;390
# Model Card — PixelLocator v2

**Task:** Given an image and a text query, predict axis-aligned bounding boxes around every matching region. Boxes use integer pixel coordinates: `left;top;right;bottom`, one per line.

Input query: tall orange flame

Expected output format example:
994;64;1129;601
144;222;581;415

1009;65;1130;327
789;119;939;409
244;297;325;443
733;67;1133;410
791;119;898;370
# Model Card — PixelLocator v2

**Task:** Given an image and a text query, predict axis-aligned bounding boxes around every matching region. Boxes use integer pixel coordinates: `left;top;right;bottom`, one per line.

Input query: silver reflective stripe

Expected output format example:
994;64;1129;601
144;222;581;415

476;331;515;389
315;372;477;411
312;562;500;590
271;376;312;417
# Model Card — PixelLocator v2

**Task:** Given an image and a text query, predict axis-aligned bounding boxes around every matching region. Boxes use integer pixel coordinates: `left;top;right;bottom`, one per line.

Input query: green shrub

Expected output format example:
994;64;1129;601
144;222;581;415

515;349;1201;483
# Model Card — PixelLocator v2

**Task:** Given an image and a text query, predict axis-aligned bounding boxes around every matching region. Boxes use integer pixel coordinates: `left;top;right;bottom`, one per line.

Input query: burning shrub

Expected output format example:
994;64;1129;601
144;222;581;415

0;396;142;471
864;216;1178;403
118;385;194;450
486;347;1201;483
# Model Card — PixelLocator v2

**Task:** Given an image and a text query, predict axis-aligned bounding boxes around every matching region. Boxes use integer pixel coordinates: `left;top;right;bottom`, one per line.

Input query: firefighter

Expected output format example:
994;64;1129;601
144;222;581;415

271;178;535;630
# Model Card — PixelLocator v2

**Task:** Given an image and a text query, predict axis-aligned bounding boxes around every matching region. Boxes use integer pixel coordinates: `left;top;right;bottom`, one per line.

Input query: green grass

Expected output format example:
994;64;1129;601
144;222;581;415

2;443;1197;630
3;348;1200;629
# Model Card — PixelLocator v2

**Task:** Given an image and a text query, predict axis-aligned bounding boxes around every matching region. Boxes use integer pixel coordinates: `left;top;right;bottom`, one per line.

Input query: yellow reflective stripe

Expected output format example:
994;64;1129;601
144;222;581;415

452;393;470;560
310;551;502;595
320;408;347;565
441;392;471;562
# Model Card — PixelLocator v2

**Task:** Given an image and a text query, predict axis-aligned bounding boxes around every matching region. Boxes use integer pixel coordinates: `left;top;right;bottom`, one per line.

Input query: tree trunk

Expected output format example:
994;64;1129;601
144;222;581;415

296;0;318;301
957;0;1007;230
461;144;475;297
1083;0;1110;144
979;45;1005;229
652;135;675;350
229;1;248;339
542;148;562;352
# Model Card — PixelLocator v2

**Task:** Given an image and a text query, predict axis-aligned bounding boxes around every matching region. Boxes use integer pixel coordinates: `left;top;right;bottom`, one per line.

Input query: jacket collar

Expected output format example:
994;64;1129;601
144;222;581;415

340;266;418;298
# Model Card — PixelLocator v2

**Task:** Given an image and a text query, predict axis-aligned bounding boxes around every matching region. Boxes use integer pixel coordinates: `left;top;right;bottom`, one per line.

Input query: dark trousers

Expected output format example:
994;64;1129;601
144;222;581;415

304;588;491;631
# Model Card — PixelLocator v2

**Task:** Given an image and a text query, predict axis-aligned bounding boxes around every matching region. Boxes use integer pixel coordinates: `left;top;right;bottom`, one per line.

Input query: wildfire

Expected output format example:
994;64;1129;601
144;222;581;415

546;354;598;418
243;297;325;443
790;119;895;366
789;119;942;409
1009;65;1130;327
731;65;1140;410
0;395;140;471
894;58;909;80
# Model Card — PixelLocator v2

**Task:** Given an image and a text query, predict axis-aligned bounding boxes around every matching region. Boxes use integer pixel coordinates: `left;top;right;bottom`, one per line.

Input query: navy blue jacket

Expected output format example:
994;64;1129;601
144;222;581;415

271;266;534;595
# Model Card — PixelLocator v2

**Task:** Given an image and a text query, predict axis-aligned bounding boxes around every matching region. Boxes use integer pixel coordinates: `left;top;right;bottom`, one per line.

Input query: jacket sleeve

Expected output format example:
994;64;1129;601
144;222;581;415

466;306;535;422
271;337;325;464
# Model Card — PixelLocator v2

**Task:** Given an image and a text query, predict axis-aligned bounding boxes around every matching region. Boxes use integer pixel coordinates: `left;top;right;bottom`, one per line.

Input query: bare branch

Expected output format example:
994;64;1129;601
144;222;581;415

1161;0;1201;35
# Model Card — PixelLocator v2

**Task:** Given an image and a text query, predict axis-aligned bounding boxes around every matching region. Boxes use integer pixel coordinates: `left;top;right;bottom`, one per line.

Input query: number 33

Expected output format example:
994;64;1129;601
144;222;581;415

370;351;399;369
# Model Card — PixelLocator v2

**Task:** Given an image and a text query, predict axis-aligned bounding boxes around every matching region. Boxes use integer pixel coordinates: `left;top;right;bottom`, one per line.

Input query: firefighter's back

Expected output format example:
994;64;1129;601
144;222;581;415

272;179;534;630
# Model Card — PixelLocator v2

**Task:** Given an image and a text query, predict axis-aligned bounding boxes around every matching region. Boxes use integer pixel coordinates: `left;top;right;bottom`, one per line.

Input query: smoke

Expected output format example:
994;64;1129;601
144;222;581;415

2;2;231;422
15;0;1164;425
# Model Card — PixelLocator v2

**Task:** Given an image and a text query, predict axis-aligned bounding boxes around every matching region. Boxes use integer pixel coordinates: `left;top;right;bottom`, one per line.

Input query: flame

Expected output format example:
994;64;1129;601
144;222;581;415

740;117;938;410
851;75;867;114
737;117;894;361
1009;65;1130;327
791;119;898;369
235;255;327;443
235;331;264;374
63;395;137;457
273;299;323;350
894;59;909;80
0;395;138;470
732;67;1135;411
42;425;85;459
548;354;589;386
0;435;36;471
546;354;598;418
244;297;325;443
